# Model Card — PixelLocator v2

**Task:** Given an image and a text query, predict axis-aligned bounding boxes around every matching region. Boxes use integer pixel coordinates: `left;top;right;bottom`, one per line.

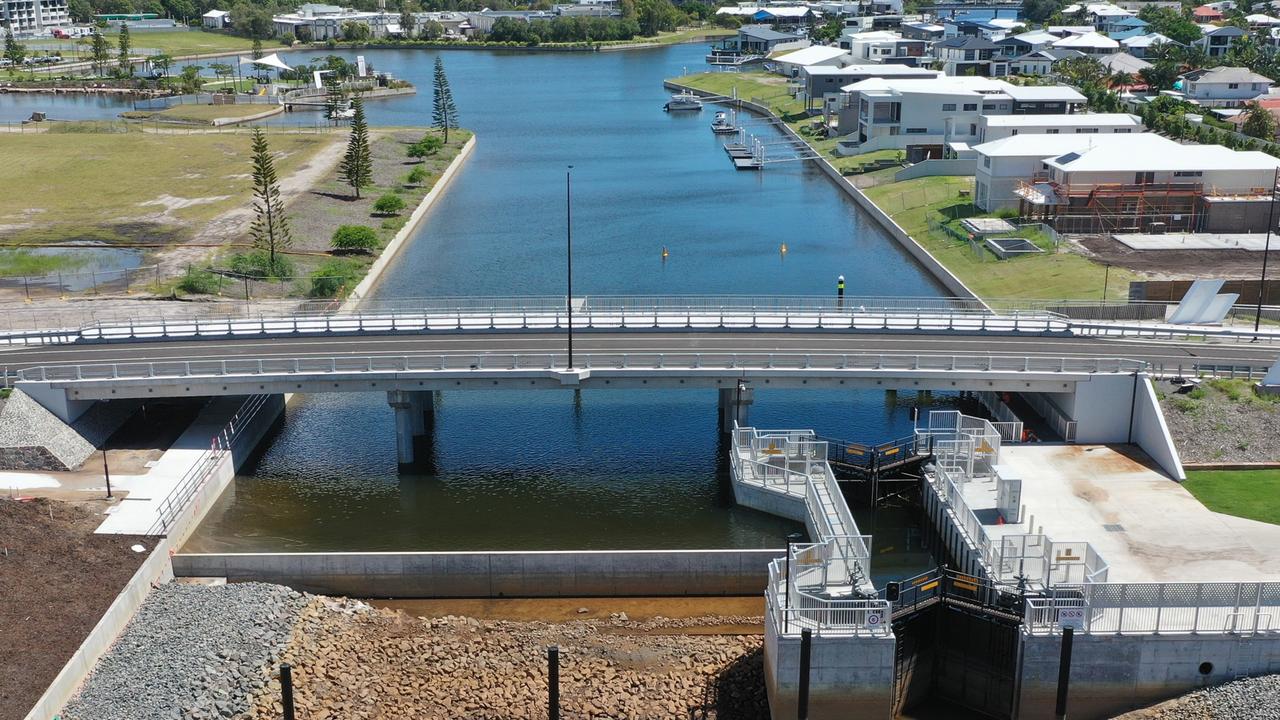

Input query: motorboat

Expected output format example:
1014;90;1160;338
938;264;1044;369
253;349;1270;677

664;92;703;112
710;110;737;134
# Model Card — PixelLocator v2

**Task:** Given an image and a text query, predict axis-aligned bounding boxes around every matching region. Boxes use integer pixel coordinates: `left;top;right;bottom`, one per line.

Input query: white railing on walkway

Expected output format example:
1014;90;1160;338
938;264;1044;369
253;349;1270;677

17;353;1148;384
766;561;892;637
1022;392;1078;443
976;390;1024;443
1026;582;1280;636
144;394;272;536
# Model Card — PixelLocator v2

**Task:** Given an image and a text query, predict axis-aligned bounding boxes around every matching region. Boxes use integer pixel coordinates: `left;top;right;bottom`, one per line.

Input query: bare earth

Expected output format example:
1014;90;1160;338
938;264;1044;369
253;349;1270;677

1075;235;1266;280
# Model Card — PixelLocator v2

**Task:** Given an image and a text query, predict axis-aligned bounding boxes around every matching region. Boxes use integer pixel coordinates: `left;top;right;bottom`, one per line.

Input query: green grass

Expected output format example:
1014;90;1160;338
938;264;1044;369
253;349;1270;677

0;126;337;243
153;103;279;123
678;72;805;117
43;30;258;58
1184;470;1280;525
641;27;736;45
0;248;87;277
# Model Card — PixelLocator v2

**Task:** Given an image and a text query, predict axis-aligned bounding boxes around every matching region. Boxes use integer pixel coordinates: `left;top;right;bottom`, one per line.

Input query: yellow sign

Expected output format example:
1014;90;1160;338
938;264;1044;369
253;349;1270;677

883;447;900;457
976;440;996;455
848;447;865;456
953;580;979;592
919;580;940;592
763;442;782;455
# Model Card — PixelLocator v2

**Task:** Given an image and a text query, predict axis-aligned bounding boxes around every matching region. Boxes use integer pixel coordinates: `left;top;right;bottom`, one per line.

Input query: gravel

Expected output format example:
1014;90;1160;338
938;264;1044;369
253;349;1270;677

1159;379;1280;463
61;583;309;720
1117;674;1280;719
0;390;137;471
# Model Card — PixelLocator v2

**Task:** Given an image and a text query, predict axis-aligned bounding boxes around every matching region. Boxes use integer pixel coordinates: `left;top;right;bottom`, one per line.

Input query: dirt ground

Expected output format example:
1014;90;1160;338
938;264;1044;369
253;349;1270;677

1074;235;1266;280
247;598;769;720
1159;378;1280;463
0;497;148;720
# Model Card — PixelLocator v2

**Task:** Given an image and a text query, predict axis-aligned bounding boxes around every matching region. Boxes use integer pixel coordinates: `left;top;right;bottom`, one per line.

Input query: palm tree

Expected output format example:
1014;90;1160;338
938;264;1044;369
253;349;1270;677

1108;71;1134;89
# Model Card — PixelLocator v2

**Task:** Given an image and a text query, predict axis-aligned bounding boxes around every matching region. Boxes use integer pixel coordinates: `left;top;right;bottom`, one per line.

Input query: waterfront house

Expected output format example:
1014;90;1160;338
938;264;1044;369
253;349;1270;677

977;132;1280;233
1175;66;1274;107
831;76;1085;158
1193;23;1245;57
935;36;1008;76
976;112;1144;143
773;45;852;78
201;9;230;29
273;4;394;40
840;30;928;65
807;64;942;109
735;24;810;55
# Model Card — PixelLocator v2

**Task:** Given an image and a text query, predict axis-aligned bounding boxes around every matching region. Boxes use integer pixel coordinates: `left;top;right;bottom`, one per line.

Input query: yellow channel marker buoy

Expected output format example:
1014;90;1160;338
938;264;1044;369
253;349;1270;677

661;246;669;260
780;243;788;255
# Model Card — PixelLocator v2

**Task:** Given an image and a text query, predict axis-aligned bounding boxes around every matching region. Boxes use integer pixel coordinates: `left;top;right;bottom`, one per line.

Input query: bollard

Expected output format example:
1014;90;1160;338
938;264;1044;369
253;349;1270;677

1055;626;1074;720
547;645;559;720
836;274;845;311
280;663;295;720
798;628;812;720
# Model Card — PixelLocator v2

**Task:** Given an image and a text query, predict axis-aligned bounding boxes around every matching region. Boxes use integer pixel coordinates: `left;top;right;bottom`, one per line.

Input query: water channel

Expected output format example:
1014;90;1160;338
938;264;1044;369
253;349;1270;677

4;43;954;583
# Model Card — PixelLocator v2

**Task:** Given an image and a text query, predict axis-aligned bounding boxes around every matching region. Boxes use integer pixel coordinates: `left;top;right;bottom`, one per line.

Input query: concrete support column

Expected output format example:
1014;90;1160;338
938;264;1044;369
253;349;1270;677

718;383;754;431
388;390;417;465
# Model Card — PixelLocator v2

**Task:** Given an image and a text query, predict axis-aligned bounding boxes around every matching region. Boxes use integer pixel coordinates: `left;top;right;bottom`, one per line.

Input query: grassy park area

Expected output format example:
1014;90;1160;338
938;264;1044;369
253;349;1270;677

121;103;282;125
1184;469;1280;525
41;30;258;59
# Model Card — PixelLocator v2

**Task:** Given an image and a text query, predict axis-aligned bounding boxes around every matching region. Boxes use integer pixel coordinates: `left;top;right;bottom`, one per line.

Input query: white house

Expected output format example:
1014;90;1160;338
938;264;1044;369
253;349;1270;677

773;45;851;77
1051;31;1120;55
1177;66;1274;107
201;9;230;29
832;76;1085;156
1194;24;1246;57
977;112;1144;143
840;30;929;65
807;64;941;108
934;35;1008;76
1121;32;1175;58
273;4;393;40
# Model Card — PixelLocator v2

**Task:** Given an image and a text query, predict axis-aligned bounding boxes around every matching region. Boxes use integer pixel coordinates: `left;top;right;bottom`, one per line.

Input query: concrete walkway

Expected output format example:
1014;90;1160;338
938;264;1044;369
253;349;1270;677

986;445;1280;582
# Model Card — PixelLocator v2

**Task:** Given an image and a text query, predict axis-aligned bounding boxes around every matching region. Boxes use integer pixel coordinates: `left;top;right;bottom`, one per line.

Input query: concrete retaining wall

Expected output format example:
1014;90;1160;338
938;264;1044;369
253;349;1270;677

1130;374;1186;481
895;158;976;181
21;394;285;720
172;548;781;597
1018;631;1280;720
664;80;981;304
344;134;476;305
765;616;896;720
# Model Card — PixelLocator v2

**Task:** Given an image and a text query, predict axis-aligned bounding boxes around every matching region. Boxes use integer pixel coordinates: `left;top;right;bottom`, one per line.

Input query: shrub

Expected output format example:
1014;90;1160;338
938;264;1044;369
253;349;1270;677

308;258;363;297
373;193;406;215
406;165;428;186
228;251;294;279
407;134;444;160
331;224;380;252
176;266;223;295
1170;397;1198;413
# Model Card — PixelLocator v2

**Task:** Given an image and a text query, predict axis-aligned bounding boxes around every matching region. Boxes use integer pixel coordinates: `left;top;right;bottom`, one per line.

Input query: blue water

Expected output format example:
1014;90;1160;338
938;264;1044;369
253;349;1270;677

108;44;953;566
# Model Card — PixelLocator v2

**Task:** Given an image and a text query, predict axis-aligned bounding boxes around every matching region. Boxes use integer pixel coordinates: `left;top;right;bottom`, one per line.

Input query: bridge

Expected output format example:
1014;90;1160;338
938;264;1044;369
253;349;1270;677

3;297;1276;471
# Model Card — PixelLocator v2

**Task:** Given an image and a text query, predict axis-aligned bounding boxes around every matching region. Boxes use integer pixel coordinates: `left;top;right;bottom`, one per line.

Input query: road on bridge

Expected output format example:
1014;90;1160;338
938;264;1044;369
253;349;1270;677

2;331;1276;376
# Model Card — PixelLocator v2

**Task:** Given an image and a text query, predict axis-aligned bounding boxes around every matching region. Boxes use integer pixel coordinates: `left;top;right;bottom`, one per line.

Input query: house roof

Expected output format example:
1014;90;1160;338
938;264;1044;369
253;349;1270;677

202;9;229;17
902;21;944;32
754;6;812;18
1122;32;1175;48
1041;133;1280;173
806;64;939;76
1039;48;1088;61
1246;12;1280;23
1052;31;1120;49
1007;30;1058;45
1181;66;1275;85
935;36;1002;50
841;75;1008;95
1199;23;1244;35
1100;51;1152;74
1001;85;1087;102
974;133;1136;159
981;112;1142;128
774;45;849;65
1107;16;1148;27
1193;4;1224;16
738;25;799;41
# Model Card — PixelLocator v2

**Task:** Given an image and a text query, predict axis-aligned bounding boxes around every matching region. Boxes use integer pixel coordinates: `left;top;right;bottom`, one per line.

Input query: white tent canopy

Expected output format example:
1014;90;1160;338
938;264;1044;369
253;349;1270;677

238;53;294;72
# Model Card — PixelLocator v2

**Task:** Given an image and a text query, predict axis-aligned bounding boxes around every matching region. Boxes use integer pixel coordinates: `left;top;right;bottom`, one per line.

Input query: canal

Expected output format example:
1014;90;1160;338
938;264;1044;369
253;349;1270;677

5;42;951;580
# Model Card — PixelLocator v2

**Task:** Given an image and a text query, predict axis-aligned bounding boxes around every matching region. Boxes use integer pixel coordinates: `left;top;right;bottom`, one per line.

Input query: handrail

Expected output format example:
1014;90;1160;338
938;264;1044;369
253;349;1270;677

1025;581;1280;636
17;352;1149;383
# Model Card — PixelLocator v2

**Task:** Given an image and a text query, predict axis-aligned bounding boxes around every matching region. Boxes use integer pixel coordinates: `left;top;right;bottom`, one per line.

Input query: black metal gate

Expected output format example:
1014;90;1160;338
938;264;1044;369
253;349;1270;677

890;570;1023;720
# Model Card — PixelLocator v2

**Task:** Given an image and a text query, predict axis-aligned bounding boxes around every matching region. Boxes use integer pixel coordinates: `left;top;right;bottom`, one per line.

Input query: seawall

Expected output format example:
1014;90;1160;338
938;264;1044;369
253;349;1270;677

663;80;982;305
172;549;780;597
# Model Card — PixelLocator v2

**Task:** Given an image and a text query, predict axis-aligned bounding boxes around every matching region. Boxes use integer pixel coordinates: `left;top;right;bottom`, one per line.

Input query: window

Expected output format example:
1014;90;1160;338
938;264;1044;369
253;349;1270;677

1135;171;1155;184
969;123;977;135
964;103;978;111
905;127;928;133
983;103;996;111
1114;128;1131;133
964;49;975;61
1046;128;1060;134
983;156;992;168
1174;170;1203;177
1228;82;1239;89
1074;128;1099;133
942;103;957;111
1011;129;1019;136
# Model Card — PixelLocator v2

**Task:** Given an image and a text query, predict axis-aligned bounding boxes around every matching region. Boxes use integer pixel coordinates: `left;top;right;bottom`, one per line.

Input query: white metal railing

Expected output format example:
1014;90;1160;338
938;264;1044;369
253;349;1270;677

1022;392;1078;443
766;559;891;637
1025;582;1280;636
976;390;1024;443
144;394;272;536
16;353;1148;384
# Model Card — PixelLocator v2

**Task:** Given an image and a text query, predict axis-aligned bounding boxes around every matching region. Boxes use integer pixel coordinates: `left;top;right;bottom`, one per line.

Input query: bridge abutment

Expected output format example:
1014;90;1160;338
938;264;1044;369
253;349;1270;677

717;384;754;432
388;390;435;465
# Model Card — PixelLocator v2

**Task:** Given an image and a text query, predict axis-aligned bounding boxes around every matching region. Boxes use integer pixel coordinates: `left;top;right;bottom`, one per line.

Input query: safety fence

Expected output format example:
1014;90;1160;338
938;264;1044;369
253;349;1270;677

1021;392;1077;444
144;393;272;536
974;390;1024;443
766;560;892;637
1025;582;1280;636
17;353;1150;384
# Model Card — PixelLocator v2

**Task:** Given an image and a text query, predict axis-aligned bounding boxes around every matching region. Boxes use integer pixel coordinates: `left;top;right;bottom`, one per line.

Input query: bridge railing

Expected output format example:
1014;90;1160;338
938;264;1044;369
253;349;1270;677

1025;582;1280;636
767;559;891;637
16;352;1150;383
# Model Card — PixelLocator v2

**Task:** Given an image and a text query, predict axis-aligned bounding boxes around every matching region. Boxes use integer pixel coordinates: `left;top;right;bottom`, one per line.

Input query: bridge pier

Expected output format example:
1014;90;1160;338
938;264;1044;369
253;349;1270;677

388;390;435;465
718;383;754;432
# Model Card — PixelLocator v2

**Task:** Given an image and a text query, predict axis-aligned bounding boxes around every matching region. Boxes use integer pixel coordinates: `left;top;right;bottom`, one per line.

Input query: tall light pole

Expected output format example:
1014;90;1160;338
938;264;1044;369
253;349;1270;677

1255;167;1278;336
566;165;574;369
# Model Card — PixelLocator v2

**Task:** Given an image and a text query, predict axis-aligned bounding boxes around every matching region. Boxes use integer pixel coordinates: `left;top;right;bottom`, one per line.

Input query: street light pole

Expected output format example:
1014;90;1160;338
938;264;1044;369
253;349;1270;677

566;165;574;369
1255;167;1278;335
102;449;112;499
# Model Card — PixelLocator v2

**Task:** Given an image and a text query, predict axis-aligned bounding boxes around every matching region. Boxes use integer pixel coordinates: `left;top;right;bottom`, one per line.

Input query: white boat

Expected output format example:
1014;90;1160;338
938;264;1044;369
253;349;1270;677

664;92;703;112
710;110;737;134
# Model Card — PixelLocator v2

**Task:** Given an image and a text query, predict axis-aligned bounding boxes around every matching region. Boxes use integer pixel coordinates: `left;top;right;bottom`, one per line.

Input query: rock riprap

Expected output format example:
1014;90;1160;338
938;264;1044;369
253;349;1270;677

62;583;308;720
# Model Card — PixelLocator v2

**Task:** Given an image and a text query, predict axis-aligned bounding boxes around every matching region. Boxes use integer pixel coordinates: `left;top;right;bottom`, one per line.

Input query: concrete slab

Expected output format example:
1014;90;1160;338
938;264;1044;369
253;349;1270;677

965;445;1280;582
1113;232;1273;251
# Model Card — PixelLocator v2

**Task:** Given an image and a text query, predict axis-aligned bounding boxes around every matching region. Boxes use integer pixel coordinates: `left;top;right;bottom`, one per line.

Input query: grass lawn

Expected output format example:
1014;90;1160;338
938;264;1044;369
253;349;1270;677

152;103;280;124
0;126;336;246
1184;469;1280;525
41;30;258;59
0;248;87;277
644;27;736;45
678;72;804;116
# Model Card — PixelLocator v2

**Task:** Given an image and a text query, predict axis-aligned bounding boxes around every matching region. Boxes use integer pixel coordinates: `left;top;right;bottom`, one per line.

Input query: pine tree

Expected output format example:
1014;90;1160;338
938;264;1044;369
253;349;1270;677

252;37;263;60
323;73;346;124
117;23;131;75
4;26;25;67
338;96;373;199
431;56;459;143
90;30;110;76
248;129;293;274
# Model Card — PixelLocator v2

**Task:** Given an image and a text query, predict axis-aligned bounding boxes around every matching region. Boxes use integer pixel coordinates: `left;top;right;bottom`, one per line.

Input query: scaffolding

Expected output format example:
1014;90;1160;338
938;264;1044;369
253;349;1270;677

1015;177;1209;235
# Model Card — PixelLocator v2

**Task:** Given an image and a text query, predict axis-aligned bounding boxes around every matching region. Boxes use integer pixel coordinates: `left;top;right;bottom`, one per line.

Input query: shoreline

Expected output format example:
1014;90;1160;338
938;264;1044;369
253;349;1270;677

661;79;981;304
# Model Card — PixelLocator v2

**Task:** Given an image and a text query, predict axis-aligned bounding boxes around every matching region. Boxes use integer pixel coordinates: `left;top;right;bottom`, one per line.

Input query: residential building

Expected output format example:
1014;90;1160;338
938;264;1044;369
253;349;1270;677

1120;32;1175;58
977;112;1144;143
774;45;851;77
1009;48;1085;76
1176;66;1274;107
1099;51;1151;76
201;9;230;29
899;20;944;41
943;16;1023;40
1002;133;1280;232
935;36;1008;76
1;0;70;33
840;29;927;65
1101;15;1148;35
1051;31;1120;55
734;24;810;55
1044;25;1097;37
1194;23;1245;57
462;9;557;34
807;64;941;106
831;76;1086;157
1192;4;1224;21
996;29;1058;57
748;5;817;30
273;4;395;39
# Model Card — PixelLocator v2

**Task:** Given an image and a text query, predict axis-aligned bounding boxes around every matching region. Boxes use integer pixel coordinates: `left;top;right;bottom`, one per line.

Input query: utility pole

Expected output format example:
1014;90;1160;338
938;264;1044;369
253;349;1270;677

566;165;574;369
102;449;112;499
1255;167;1278;335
